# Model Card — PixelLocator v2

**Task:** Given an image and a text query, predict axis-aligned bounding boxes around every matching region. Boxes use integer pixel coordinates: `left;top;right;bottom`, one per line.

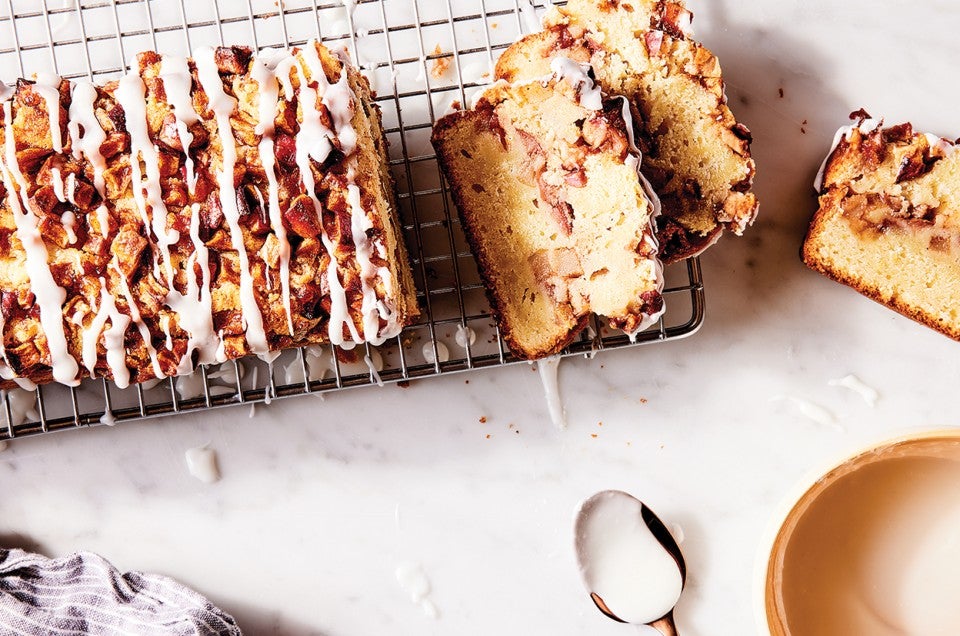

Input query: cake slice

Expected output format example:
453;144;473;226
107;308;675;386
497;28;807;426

802;111;960;340
495;0;757;262
431;60;664;359
0;41;418;388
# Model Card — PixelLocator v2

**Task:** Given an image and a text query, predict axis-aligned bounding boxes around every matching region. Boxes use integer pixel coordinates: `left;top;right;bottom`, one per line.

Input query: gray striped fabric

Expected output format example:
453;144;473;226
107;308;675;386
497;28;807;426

0;549;241;635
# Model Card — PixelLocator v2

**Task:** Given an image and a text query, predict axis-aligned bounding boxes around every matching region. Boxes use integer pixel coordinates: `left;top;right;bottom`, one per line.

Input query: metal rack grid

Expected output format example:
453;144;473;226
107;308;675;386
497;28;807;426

0;0;705;439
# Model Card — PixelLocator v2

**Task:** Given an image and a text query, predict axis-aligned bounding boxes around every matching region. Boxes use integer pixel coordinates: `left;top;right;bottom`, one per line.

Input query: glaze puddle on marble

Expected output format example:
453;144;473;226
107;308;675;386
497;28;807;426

395;562;439;619
184;446;221;484
574;491;684;629
771;395;838;429
828;374;879;407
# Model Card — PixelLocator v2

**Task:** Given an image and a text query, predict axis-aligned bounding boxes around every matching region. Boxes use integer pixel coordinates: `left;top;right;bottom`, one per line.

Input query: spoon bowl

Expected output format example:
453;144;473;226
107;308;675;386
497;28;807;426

574;490;686;635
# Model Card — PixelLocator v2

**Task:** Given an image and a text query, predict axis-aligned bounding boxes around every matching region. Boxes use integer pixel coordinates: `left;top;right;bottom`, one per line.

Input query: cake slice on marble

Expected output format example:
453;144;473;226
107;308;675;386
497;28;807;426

803;110;960;340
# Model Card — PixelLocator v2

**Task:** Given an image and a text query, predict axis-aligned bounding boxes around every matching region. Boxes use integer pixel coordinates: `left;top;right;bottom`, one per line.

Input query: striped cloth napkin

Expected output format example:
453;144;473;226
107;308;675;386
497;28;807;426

0;549;241;635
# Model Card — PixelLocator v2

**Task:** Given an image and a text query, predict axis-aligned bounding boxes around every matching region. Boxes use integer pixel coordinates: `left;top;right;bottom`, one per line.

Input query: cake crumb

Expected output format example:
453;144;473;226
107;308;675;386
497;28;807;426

639;397;648;404
479;416;487;423
590;433;598;439
430;44;450;79
485;434;491;439
597;421;603;427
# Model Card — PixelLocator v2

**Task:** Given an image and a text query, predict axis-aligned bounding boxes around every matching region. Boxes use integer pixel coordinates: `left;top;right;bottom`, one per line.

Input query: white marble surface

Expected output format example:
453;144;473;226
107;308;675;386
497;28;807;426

3;0;960;634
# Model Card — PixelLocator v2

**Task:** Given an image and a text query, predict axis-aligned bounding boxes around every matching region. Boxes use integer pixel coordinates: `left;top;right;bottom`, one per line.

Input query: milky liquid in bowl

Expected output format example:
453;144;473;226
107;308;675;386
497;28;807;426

766;435;960;636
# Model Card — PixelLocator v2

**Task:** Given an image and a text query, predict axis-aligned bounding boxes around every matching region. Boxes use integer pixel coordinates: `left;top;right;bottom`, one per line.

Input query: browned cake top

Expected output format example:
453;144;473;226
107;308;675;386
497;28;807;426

0;41;416;388
816;111;960;238
802;110;960;341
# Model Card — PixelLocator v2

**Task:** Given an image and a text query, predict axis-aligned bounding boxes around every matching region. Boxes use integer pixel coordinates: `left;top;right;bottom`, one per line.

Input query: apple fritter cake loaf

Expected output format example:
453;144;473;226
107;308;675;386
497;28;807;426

432;59;664;359
495;0;758;263
803;111;960;340
0;41;418;388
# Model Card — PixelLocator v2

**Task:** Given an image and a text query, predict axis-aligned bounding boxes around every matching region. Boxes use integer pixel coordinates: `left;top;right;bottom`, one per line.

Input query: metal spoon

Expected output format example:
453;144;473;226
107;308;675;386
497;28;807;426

574;490;687;636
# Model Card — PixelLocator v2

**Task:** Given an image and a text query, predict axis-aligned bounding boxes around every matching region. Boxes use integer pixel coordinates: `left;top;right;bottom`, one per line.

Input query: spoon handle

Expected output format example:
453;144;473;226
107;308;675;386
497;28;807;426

649;612;678;636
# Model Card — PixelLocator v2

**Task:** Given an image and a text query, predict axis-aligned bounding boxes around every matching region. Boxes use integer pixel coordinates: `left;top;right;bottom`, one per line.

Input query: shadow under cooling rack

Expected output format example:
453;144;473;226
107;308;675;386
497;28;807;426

0;0;706;439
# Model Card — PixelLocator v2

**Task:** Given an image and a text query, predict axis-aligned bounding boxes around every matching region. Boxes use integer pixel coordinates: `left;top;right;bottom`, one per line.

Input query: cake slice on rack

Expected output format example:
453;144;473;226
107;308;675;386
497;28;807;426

803;111;960;340
0;40;418;389
495;0;758;262
431;59;664;360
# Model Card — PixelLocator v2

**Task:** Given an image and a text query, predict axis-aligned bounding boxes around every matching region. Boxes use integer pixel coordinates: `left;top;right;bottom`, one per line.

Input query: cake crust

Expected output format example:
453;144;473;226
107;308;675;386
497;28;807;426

0;41;418;388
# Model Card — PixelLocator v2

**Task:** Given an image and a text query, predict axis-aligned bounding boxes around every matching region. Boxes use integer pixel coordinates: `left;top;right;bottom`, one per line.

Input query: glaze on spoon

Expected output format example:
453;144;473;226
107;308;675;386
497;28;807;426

574;490;686;635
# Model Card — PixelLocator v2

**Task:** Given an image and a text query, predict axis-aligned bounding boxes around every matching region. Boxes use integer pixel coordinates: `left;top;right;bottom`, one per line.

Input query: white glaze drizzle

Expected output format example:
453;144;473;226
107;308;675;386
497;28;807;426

33;73;64;153
112;258;164;379
251;51;295;336
312;42;399;343
518;0;541;34
155;56;219;372
61;211;77;244
81;277;131;388
68;81;111;237
538;356;567;430
320;51;358;155
814;118;882;192
161;314;173;350
170;201;218;375
455;324;476;348
48;167;77;243
64;172;77;205
924;132;958;158
158;56;199;194
1;102;79;386
422;340;449;365
0;82;12;102
293;42;360;346
550;57;602;111
194;47;270;355
347;182;387;343
114;65;179;287
51;166;66;202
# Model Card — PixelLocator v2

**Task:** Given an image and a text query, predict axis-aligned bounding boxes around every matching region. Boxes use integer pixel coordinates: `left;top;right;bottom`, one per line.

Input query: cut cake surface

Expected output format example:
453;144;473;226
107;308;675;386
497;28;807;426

432;60;664;359
495;0;757;262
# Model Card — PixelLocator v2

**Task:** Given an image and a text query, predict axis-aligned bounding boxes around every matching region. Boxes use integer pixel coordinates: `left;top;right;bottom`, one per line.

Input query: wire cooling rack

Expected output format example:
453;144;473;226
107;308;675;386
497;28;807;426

0;0;704;438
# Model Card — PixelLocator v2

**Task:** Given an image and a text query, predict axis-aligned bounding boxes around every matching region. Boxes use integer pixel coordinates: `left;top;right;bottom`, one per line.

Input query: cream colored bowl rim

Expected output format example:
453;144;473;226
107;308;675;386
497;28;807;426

752;427;960;635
